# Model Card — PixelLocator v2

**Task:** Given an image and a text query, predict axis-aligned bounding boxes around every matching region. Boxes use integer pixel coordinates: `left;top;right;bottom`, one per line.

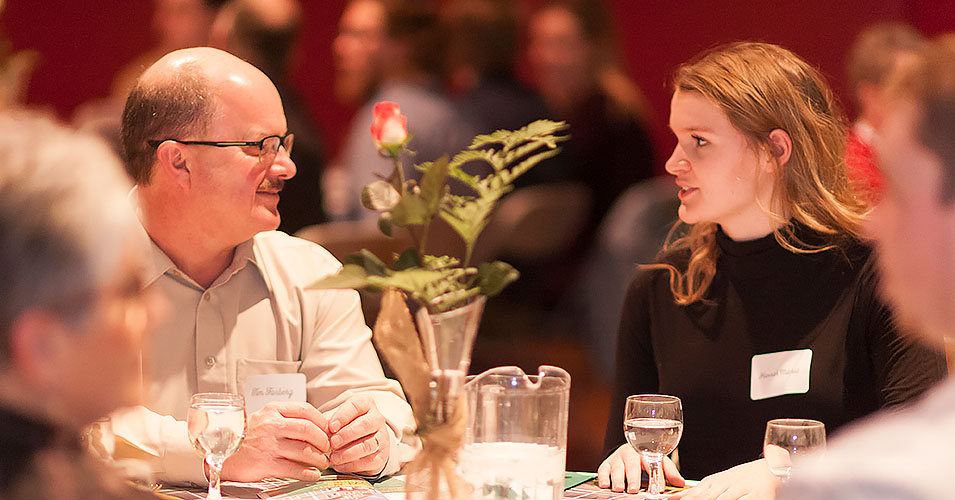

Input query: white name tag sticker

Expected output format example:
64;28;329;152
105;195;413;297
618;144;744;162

750;349;812;401
243;373;307;413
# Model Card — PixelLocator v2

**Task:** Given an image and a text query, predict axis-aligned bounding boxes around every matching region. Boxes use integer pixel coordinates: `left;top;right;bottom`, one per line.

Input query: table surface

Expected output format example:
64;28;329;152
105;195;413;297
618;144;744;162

155;476;671;500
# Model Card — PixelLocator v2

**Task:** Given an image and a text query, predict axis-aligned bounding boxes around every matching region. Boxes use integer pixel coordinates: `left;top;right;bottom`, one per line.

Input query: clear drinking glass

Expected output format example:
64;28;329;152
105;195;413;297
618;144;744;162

763;418;825;482
624;394;683;500
82;417;115;462
187;393;246;500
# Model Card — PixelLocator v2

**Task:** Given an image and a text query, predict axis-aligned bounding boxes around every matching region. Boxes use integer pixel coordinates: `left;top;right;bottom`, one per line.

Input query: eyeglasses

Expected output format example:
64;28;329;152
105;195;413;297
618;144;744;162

147;133;294;163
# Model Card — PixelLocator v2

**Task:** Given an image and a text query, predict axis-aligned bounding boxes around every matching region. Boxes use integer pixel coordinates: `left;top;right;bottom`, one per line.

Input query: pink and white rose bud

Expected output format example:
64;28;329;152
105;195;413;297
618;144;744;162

370;101;409;156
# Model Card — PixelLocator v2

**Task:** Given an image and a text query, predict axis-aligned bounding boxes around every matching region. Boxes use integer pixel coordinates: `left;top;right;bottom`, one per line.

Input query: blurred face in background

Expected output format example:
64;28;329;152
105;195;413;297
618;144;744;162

153;0;218;51
867;99;955;346
526;6;594;112
333;0;386;106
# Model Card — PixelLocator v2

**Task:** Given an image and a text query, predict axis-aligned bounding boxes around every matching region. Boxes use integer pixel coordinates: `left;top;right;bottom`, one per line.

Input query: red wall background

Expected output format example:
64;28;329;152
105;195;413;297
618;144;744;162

5;0;955;168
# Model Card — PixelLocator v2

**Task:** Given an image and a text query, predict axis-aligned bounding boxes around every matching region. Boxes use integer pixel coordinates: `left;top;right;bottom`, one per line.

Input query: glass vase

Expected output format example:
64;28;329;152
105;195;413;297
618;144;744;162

405;295;486;500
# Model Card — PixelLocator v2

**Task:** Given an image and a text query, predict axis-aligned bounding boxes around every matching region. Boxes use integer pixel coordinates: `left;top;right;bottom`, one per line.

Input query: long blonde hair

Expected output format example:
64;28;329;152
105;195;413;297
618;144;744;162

653;42;869;305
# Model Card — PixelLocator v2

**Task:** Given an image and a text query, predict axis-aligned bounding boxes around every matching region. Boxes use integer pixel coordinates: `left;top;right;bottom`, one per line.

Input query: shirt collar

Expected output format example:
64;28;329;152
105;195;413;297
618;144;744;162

143;237;260;290
131;185;262;290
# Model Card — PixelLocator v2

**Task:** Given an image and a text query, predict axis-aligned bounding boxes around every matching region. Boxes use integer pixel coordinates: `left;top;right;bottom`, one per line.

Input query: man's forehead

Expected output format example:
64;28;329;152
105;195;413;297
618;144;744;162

209;78;287;137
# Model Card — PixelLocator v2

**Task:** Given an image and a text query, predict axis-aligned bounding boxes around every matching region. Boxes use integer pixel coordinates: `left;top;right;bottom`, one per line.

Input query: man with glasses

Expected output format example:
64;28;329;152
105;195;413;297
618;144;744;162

115;47;415;485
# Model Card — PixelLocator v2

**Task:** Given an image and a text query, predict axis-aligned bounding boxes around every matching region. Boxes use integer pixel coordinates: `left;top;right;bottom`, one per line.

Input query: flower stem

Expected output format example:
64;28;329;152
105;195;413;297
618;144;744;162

391;155;406;194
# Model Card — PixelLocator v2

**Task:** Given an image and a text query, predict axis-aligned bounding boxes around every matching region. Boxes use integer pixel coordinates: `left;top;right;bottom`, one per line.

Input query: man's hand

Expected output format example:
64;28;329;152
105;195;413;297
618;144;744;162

221;401;331;482
597;444;685;493
669;459;779;500
325;395;391;475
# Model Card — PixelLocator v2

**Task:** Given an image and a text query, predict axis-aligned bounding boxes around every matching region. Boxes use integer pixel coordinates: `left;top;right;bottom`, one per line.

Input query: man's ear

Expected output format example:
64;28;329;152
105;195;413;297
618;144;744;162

7;310;68;391
155;141;191;188
766;129;793;171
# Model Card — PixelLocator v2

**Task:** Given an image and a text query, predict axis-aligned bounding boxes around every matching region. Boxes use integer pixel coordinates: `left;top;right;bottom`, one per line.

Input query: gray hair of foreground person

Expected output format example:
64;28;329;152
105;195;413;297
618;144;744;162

0;111;140;359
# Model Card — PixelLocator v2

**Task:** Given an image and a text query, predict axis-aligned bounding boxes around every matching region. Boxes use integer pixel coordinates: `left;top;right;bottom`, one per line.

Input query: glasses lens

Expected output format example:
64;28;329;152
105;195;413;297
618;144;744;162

282;134;294;156
259;135;293;162
261;136;281;159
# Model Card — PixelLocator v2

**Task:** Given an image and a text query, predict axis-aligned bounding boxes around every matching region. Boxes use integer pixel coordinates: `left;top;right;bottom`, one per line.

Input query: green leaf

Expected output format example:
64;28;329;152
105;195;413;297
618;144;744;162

417;156;450;213
474;261;519;297
394;248;421;270
422;254;461;271
366;268;450;297
307;264;374;290
501;148;563;185
389;192;430;226
361;180;401;211
439;194;497;252
468;120;569;150
378;212;393;237
343;249;391;277
426;287;480;312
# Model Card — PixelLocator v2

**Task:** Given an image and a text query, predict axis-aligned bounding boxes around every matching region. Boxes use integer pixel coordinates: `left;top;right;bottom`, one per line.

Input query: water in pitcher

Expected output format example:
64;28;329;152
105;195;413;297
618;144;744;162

458;441;565;500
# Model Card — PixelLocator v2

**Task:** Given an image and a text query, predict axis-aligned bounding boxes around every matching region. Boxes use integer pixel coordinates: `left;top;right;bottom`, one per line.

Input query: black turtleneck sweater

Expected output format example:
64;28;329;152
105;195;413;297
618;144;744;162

603;227;946;480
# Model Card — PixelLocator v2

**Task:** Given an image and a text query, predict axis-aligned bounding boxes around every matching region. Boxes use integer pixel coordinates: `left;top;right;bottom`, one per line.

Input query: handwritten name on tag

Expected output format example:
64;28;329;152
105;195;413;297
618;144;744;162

243;373;306;413
750;349;812;401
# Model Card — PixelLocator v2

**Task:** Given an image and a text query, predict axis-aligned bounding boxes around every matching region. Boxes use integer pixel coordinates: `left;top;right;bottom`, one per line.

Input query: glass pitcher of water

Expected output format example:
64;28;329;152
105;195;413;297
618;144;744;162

460;365;571;500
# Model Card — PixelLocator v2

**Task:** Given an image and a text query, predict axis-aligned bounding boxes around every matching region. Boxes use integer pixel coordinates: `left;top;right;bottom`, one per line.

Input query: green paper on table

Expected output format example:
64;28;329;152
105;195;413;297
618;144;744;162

564;471;598;489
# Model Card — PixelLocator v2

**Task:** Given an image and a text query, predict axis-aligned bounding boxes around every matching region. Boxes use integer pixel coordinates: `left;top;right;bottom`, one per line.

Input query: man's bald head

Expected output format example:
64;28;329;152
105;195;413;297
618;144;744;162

121;47;277;185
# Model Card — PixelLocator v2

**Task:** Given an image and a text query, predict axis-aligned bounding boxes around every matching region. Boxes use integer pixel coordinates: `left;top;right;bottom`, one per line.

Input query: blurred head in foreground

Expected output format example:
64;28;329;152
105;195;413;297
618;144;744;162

867;41;955;346
0;112;151;430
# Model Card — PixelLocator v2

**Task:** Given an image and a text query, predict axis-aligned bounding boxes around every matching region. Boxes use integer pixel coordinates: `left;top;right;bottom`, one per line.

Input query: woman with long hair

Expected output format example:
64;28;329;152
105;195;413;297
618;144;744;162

597;42;945;498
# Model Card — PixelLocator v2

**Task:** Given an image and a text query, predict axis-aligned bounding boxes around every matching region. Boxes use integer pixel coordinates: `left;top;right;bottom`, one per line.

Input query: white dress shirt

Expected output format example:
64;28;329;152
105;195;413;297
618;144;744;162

112;230;417;484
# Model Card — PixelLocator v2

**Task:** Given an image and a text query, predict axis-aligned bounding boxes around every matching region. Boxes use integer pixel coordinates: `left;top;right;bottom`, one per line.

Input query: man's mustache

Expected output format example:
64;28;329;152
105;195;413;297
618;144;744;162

257;178;284;192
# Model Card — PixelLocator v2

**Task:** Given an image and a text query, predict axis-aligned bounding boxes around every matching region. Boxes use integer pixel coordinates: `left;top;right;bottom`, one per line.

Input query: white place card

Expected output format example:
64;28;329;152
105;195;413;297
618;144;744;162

243;373;307;413
750;349;812;401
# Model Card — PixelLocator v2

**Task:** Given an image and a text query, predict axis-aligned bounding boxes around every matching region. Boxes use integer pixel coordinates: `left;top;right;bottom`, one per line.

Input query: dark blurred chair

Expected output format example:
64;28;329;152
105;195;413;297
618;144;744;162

468;182;591;351
295;221;414;329
470;182;591;265
294;220;412;264
573;176;680;381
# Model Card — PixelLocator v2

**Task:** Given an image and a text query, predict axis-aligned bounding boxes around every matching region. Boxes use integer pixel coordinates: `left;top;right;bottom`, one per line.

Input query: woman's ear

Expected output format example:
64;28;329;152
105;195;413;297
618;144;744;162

155;141;191;188
766;129;793;171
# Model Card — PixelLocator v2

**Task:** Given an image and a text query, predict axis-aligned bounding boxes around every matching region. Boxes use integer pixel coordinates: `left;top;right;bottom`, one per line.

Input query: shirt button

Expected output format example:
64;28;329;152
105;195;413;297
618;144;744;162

205;356;216;368
203;292;211;301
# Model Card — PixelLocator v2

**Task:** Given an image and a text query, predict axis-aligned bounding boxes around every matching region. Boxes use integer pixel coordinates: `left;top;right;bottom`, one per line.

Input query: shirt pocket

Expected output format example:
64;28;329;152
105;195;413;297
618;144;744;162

236;358;303;397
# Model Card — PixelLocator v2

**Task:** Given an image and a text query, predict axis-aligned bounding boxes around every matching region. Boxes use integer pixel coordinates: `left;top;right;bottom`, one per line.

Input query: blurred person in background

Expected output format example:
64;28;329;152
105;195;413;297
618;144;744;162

780;38;955;500
115;0;227;96
73;0;227;156
597;42;944;500
845;22;925;202
442;0;568;189
0;111;157;499
526;0;655;236
330;0;476;222
209;0;329;234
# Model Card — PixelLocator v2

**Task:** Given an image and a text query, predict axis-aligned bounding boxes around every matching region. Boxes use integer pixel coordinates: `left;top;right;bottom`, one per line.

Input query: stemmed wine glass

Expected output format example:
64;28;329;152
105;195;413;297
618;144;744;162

624;394;683;500
187;393;247;500
763;418;826;482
